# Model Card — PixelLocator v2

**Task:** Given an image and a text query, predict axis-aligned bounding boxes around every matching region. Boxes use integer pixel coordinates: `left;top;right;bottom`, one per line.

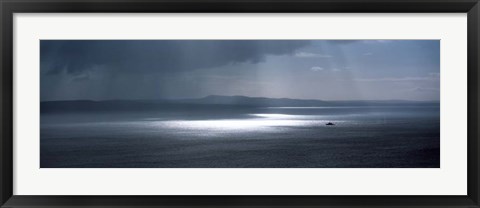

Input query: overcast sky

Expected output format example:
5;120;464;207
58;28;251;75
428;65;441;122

40;40;439;101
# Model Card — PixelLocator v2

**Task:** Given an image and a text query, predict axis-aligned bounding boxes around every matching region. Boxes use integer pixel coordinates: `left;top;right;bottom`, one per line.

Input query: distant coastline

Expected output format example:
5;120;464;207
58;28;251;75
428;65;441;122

41;95;440;113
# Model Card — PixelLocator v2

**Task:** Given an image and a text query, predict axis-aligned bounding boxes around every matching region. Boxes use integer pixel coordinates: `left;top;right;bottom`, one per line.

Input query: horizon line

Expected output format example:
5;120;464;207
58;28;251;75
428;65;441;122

40;94;441;103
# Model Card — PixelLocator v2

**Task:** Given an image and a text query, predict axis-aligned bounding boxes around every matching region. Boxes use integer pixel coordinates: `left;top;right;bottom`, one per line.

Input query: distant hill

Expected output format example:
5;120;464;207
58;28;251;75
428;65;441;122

41;95;439;113
177;95;438;106
176;95;331;106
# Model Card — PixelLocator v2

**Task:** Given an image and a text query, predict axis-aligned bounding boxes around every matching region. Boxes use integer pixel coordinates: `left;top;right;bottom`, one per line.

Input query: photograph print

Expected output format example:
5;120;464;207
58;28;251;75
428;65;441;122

40;40;440;168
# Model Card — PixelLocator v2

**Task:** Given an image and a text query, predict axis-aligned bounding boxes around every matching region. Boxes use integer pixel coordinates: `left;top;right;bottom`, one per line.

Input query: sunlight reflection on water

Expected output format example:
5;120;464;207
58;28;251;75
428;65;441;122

251;113;320;119
41;113;345;138
147;113;339;134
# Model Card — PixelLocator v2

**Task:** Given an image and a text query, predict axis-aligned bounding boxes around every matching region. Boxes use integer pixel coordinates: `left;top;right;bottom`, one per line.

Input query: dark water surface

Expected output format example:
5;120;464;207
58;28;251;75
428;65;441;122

41;105;440;168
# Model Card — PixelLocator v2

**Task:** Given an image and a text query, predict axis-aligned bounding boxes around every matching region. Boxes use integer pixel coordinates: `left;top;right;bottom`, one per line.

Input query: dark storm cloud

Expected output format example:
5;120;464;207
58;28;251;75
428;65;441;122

41;40;311;76
40;40;440;101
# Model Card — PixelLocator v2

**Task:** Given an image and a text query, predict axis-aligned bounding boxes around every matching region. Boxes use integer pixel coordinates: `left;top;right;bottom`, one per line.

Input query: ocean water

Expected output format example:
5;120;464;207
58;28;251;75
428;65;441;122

40;105;440;168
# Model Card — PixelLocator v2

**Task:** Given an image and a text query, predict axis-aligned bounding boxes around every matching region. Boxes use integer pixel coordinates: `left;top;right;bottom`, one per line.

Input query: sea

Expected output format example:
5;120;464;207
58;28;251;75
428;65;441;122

40;105;440;168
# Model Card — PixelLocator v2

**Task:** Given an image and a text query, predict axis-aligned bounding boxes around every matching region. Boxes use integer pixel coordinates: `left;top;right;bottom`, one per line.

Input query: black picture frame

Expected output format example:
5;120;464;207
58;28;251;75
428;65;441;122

1;0;479;207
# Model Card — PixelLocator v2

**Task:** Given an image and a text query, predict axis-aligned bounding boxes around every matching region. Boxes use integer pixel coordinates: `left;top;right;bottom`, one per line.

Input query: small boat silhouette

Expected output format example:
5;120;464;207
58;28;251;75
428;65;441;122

326;122;335;126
